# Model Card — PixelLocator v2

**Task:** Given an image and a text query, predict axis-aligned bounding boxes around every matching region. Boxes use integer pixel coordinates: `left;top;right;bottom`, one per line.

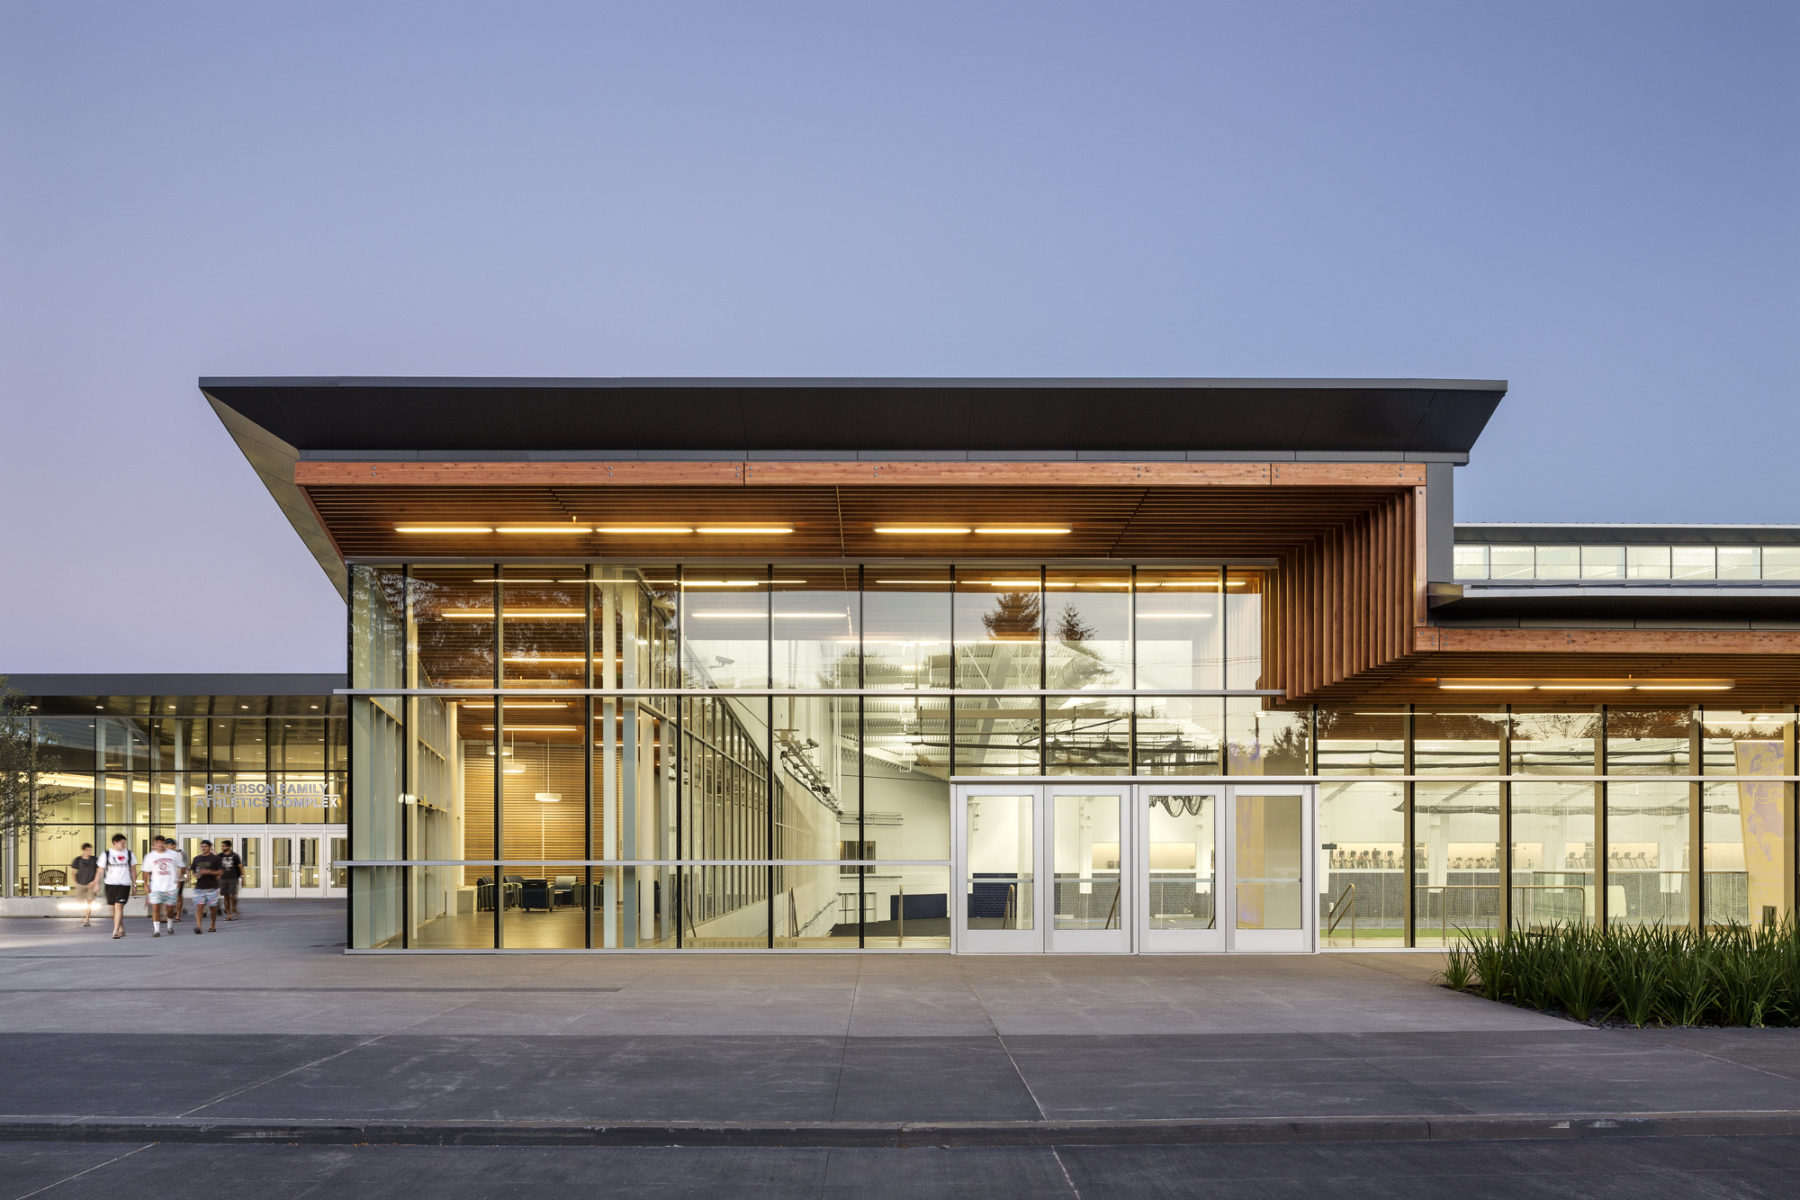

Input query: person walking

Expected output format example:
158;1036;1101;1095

188;840;224;934
217;839;244;921
138;836;184;938
100;834;135;940
168;838;189;921
69;843;100;928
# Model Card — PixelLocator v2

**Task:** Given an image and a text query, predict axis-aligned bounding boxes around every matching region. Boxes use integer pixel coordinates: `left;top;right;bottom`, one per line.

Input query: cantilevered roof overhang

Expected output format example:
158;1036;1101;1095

201;377;1507;459
202;376;1501;597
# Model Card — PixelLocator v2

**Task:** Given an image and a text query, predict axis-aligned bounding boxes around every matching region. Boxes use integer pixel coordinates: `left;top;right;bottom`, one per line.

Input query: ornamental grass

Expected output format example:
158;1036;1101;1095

1440;918;1800;1027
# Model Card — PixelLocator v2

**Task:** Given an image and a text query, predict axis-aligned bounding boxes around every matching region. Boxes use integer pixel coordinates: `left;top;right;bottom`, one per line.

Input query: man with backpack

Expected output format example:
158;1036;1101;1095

100;834;135;940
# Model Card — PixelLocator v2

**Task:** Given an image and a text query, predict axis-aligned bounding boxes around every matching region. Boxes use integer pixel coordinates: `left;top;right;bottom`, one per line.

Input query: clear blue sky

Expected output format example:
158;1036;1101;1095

1;2;1795;672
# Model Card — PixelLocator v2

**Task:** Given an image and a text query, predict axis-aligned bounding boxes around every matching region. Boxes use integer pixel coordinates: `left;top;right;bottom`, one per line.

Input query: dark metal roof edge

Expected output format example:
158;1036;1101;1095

4;673;346;697
1457;523;1800;544
200;375;1510;392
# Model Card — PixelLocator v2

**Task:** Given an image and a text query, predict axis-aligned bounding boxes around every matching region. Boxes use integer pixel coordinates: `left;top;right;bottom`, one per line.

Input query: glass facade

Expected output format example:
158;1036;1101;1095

8;697;346;898
1455;540;1800;582
344;563;1798;951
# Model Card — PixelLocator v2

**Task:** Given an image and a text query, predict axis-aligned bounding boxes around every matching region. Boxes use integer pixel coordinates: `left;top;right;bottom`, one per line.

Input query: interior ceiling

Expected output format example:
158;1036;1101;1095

1306;653;1800;708
303;483;1402;560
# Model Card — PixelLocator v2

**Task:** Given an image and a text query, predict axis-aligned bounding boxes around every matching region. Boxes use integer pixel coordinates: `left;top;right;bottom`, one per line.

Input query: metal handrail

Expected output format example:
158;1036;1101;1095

1415;883;1501;945
1002;883;1016;931
1326;882;1357;945
1509;882;1587;929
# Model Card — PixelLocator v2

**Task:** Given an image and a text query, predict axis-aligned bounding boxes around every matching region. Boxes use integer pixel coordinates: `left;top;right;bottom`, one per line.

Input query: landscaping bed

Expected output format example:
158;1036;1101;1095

1442;920;1800;1027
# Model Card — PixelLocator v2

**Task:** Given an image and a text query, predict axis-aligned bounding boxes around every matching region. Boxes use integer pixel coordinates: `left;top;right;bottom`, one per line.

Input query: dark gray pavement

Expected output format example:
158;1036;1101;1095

4;901;1800;1196
6;1138;1800;1199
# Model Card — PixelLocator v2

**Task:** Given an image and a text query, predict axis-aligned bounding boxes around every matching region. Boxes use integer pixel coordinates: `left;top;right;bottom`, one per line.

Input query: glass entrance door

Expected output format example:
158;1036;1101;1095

1227;788;1313;952
1049;787;1129;952
953;782;1312;954
1138;786;1224;952
957;788;1041;952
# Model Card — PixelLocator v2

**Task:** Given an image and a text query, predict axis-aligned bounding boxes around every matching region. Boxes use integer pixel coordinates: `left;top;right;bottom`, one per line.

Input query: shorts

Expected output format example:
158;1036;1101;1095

220;878;240;897
148;889;177;906
193;888;221;909
104;884;132;905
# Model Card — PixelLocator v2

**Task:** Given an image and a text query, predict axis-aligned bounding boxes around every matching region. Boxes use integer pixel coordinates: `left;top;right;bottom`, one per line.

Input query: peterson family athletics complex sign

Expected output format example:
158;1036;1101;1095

203;782;342;811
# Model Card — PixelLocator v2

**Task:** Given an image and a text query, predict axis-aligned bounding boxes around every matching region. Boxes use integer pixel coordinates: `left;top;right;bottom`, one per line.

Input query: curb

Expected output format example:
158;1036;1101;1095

1;1111;1798;1149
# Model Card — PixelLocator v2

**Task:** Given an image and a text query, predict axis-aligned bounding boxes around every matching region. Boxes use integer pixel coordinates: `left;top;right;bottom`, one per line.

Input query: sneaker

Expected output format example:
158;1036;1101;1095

152;929;160;938
194;927;203;935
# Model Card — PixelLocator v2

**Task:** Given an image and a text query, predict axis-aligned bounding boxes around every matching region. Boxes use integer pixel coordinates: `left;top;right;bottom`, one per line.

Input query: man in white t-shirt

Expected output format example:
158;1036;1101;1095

100;833;136;940
138;836;185;938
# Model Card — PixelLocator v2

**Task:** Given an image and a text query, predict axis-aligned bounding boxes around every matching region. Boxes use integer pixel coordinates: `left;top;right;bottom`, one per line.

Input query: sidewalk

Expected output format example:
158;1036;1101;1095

3;903;1799;1147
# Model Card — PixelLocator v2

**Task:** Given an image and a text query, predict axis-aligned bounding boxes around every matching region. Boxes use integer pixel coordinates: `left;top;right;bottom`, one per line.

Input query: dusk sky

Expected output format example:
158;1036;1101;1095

2;2;1795;673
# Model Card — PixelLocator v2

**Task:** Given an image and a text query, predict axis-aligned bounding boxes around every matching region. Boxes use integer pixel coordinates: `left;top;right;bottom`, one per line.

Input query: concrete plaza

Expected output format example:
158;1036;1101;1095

3;902;1800;1197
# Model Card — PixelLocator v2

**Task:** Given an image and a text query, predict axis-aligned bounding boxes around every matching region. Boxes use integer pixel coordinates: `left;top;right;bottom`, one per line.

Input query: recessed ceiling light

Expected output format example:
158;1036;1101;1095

694;526;792;535
394;525;493;534
595;526;694;535
496;526;593;535
974;526;1070;535
874;526;972;535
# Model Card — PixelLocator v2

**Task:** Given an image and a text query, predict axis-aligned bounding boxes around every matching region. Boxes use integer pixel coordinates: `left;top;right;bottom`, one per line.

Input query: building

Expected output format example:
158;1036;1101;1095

19;377;1797;951
2;675;347;907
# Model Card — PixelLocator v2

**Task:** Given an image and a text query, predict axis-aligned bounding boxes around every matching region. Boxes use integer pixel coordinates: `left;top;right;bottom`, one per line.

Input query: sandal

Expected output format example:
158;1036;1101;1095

112;931;122;939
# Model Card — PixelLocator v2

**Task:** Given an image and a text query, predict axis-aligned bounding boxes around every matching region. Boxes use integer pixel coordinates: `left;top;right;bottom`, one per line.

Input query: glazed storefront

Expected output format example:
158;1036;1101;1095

344;563;1797;952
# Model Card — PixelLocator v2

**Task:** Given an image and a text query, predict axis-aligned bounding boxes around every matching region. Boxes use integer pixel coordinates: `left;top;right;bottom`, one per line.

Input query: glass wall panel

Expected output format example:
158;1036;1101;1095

1701;710;1795;776
773;566;859;690
26;827;87;896
772;864;862;947
953;697;1041;775
1510;710;1599;775
594;567;679;692
1134;696;1222;775
1315;709;1405;775
1716;546;1760;579
1626;545;1672;580
32;717;96;774
955;570;1040;691
1413;783;1501;946
1225;570;1266;690
1607;708;1693;776
412;566;497;689
681;570;769;689
1671;546;1716;580
866;865;951;948
350;696;404;954
1047;695;1131;775
1700;709;1793;927
1537;545;1580;580
501;566;588;689
1581;546;1625;580
1510;781;1596;928
1224;699;1308;775
1045;569;1130;688
1606;780;1690;927
1135;569;1223;690
100;718;152;774
1318;781;1404;946
100;773;151;826
350;566;407;690
1413;709;1503;775
863;568;951;690
350;867;404;949
861;696;950;871
1453;544;1488;580
1489;545;1534;579
1764;547;1800;580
